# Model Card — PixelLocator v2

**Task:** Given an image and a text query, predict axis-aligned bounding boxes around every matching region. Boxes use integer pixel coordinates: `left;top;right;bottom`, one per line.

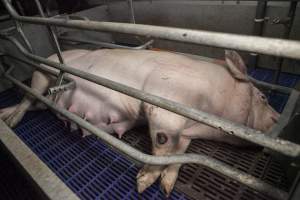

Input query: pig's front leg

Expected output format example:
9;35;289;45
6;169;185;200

0;71;52;127
136;131;184;194
136;164;165;193
160;137;191;196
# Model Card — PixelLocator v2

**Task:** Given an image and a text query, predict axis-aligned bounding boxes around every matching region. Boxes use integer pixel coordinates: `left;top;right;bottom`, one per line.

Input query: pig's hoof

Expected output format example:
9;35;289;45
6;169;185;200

5;110;25;128
136;165;163;193
0;105;25;128
0;106;17;121
160;167;179;197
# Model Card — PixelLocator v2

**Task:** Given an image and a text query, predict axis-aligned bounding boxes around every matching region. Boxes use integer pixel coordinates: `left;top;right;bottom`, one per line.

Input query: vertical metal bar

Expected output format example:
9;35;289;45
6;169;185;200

33;0;65;100
14;21;34;53
273;1;298;84
128;0;136;24
248;0;267;69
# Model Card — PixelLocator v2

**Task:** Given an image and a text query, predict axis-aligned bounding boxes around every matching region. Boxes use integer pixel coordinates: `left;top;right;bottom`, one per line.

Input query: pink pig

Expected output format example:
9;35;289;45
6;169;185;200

0;49;279;196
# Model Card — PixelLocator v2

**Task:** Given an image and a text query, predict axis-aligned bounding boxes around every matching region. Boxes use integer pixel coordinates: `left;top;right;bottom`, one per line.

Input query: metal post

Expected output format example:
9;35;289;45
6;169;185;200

33;0;65;95
248;0;268;68
273;1;298;83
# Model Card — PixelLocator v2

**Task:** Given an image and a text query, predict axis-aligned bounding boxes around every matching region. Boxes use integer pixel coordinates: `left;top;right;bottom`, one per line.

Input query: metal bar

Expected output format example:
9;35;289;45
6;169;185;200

248;76;292;94
273;1;298;83
14;21;34;53
2;35;300;158
2;0;300;60
270;89;300;137
59;36;154;50
33;0;65;97
1;53;76;95
4;73;288;200
1;54;71;80
0;14;10;21
248;0;267;68
128;0;136;24
34;0;64;64
179;52;293;94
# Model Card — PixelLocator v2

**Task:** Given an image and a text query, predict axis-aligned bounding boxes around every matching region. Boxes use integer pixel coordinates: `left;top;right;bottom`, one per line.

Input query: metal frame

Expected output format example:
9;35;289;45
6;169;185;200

59;36;154;50
1;0;300;199
2;0;300;60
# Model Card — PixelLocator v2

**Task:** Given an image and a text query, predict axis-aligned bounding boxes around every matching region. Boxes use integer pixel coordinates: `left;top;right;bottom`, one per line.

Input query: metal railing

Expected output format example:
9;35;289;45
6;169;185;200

1;0;300;199
2;0;300;60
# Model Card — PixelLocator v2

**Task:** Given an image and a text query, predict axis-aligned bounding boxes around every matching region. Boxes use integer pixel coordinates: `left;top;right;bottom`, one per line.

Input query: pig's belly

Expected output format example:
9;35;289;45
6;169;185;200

55;82;140;137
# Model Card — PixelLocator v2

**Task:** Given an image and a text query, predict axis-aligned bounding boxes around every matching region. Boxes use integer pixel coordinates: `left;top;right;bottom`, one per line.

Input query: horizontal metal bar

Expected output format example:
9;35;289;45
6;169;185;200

1;54;73;82
0;14;10;21
179;53;293;94
249;76;293;94
4;73;288;200
2;0;300;60
59;36;154;50
2;35;300;158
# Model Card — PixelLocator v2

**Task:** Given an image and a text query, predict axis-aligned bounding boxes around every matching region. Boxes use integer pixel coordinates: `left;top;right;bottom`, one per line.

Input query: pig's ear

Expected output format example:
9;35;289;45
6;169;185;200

225;50;249;81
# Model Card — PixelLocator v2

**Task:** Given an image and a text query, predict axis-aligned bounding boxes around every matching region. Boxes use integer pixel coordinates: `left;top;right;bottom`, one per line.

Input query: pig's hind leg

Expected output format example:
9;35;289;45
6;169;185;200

0;71;52;127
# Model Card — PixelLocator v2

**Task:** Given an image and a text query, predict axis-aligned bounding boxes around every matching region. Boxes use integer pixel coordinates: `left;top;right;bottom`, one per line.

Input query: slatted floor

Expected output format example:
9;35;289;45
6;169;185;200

0;67;299;200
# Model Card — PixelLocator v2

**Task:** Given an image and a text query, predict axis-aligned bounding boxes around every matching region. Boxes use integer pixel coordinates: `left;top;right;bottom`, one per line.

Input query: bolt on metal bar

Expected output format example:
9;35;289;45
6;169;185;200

4;72;288;200
2;0;300;60
59;36;154;50
2;35;300;158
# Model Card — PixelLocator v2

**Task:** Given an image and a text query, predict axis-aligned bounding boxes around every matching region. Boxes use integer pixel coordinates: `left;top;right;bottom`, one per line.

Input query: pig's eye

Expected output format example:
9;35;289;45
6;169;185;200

261;95;268;102
157;132;168;145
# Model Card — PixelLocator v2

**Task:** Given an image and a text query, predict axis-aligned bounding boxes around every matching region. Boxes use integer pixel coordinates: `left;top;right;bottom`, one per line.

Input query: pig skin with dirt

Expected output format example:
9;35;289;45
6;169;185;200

0;49;279;196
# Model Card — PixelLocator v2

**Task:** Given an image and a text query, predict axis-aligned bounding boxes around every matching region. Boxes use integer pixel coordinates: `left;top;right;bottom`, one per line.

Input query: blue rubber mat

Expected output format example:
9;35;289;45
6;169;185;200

0;93;187;199
0;68;298;200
